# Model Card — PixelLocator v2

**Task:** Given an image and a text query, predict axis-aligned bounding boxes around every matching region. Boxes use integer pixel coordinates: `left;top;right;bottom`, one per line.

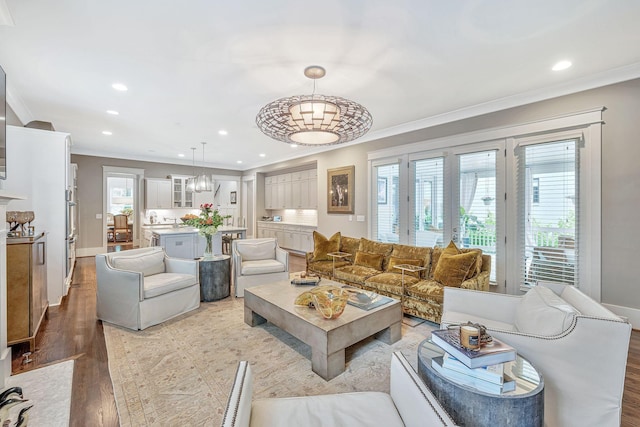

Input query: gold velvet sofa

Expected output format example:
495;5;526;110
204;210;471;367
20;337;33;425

305;232;491;324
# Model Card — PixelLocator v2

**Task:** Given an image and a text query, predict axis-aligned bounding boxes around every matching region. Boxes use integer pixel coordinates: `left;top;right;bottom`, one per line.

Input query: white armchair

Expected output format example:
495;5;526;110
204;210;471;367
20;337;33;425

222;351;456;427
441;284;632;427
232;238;289;297
96;247;200;330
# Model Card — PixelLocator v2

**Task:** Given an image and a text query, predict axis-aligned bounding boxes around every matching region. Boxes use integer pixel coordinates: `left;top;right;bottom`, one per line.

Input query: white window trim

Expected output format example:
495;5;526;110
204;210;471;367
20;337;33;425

368;108;602;300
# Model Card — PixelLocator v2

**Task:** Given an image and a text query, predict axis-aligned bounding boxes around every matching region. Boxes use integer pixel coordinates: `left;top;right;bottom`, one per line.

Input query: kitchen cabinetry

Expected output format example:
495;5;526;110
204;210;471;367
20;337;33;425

257;222;315;253
265;169;317;210
7;233;49;351
171;175;194;208
145;178;172;209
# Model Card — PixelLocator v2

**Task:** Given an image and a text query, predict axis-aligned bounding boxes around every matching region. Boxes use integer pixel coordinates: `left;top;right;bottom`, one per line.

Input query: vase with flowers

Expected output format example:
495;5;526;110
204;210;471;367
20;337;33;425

184;204;230;259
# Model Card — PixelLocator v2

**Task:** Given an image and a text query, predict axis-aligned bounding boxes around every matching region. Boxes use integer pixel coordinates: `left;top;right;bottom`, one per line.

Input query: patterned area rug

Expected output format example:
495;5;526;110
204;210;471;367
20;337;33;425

103;296;435;426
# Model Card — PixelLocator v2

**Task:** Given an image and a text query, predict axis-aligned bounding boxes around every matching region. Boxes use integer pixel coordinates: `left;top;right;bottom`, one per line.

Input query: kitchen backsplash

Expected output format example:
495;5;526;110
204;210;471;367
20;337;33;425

269;209;317;226
144;207;241;225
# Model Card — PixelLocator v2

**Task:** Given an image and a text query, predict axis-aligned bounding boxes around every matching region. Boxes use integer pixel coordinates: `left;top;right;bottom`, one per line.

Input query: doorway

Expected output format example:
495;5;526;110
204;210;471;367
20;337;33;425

102;166;144;253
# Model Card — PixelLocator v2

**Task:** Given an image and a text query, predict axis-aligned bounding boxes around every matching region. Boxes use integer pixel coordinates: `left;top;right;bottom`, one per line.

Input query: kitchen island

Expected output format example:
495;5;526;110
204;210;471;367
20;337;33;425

151;226;247;259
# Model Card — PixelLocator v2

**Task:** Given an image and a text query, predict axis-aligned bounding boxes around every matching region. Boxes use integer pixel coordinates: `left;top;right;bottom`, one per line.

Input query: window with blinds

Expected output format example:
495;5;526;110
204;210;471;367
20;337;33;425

518;139;578;287
375;163;400;243
413;157;444;247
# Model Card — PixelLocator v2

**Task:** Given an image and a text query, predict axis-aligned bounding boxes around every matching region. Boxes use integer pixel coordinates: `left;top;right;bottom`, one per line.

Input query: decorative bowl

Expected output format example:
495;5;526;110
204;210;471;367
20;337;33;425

311;288;349;320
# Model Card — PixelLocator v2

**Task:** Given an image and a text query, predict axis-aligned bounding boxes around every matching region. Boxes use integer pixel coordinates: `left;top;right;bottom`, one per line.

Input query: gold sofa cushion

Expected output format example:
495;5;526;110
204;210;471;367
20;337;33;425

334;264;380;285
365;272;419;296
433;241;478;287
354;251;384;270
358;238;393;269
340;236;361;259
430;241;482;280
312;231;341;261
386;256;423;278
405;279;445;304
307;260;349;277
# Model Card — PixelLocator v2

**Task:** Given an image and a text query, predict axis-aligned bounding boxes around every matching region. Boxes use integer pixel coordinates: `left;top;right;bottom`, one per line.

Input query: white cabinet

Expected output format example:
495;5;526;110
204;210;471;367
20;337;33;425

145;178;172;209
171;175;194;208
256;222;315;253
265;169;317;210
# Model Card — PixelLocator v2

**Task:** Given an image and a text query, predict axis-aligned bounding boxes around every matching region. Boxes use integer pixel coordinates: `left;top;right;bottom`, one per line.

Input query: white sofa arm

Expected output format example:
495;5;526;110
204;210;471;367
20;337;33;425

275;246;289;271
165;255;199;278
390;352;456;426
443;287;520;326
95;254;145;329
222;360;253;427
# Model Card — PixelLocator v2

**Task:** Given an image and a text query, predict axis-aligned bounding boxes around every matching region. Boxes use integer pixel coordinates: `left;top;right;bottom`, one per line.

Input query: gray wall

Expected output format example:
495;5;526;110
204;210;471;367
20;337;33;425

245;78;640;310
71;154;241;250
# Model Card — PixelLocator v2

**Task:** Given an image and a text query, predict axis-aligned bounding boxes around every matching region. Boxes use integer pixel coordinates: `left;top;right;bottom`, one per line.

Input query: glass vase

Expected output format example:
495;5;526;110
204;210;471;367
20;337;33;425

204;233;214;260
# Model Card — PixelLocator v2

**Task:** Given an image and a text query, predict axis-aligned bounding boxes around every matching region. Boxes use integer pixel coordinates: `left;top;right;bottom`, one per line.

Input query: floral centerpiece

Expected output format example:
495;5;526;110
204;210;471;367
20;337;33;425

184;204;230;259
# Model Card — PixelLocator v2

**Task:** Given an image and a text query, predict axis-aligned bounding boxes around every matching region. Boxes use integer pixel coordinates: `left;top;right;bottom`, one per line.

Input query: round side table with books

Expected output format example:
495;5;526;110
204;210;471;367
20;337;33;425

417;338;544;427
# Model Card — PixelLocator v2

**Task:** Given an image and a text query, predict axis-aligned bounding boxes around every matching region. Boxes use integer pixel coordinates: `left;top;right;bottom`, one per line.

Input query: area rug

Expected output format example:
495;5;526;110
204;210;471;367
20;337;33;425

103;297;435;426
6;359;74;427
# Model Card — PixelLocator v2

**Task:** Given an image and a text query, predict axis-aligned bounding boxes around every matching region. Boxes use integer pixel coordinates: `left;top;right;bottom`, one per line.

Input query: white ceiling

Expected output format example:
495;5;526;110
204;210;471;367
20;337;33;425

1;0;640;171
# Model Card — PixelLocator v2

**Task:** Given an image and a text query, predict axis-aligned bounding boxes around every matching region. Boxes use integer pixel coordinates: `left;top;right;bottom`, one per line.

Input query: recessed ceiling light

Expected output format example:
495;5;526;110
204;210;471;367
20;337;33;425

218;130;228;136
552;60;572;71
290;144;298;148
112;83;128;91
259;153;266;157
106;110;119;115
102;130;112;135
237;160;242;164
178;153;185;158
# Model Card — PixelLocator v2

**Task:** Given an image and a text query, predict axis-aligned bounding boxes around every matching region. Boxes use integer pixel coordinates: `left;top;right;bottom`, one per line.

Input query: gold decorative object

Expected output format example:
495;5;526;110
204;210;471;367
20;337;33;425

311;287;349;320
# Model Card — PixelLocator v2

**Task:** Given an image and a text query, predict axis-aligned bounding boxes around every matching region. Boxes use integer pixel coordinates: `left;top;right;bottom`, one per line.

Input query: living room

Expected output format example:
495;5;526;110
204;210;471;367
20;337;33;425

1;1;640;426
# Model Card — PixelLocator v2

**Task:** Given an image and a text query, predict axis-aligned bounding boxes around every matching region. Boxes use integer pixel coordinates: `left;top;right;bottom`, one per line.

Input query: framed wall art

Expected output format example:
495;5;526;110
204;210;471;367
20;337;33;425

327;165;354;214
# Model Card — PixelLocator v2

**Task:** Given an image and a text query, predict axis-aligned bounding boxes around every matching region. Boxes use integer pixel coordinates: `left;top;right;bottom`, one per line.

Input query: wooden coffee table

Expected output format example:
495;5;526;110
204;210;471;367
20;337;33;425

244;279;402;380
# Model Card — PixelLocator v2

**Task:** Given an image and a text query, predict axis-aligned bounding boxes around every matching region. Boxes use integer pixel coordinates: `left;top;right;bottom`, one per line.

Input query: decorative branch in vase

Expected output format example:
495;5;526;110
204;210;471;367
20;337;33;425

184;204;230;259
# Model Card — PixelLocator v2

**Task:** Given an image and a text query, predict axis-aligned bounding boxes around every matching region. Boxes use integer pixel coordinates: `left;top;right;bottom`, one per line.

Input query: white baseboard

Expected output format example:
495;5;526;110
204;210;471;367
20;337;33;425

602;303;640;329
77;246;104;257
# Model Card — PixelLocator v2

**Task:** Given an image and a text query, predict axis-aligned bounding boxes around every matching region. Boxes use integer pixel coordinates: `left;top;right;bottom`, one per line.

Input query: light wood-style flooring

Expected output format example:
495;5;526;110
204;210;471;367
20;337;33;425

9;253;640;426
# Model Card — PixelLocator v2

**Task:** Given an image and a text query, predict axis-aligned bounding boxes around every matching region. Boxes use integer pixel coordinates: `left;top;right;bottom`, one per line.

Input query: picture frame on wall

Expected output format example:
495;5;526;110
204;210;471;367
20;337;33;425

327;165;354;214
230;191;237;204
377;177;387;204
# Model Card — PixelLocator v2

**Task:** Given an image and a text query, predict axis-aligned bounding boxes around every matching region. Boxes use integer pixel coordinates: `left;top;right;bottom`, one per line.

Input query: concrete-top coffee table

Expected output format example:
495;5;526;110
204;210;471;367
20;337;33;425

244;279;402;380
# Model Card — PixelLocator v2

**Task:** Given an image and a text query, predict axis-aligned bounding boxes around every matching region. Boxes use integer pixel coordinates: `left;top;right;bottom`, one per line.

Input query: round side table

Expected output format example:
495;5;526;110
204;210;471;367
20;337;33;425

199;255;231;302
417;338;544;427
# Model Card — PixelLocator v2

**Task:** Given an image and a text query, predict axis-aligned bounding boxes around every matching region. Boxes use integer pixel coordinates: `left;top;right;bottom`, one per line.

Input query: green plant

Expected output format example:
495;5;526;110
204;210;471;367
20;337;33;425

120;207;134;217
184;203;230;236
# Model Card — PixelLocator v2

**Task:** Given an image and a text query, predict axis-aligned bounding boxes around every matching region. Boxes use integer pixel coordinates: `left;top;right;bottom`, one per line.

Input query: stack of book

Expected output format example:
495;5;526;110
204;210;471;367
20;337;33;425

430;329;517;395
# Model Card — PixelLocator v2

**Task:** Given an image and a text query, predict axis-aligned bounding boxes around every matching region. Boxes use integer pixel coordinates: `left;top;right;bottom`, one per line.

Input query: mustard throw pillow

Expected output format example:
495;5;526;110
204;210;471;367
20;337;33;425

312;231;341;262
354;250;384;271
386;256;423;278
433;241;477;287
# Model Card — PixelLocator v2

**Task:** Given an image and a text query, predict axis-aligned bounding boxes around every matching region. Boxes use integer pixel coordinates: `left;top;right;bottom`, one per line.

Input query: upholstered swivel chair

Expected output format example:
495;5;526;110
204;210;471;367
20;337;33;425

232;238;289;297
96;247;200;330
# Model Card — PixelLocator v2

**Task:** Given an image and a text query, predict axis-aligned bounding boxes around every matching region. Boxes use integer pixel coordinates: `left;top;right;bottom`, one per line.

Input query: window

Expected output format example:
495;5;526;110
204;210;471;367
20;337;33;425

369;108;602;297
518;139;578;287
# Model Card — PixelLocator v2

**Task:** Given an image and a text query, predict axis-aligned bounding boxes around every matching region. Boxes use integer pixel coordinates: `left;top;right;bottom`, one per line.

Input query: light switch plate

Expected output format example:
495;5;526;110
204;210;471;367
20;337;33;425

356;215;365;222
348;215;353;221
96;213;103;219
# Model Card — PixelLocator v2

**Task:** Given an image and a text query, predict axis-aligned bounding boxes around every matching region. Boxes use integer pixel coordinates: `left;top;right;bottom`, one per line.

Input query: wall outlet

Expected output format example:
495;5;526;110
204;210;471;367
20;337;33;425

96;213;103;219
356;215;365;222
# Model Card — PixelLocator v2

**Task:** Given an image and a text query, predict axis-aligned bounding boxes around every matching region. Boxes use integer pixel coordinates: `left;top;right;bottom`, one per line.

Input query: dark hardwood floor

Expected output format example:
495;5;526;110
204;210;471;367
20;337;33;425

9;253;640;425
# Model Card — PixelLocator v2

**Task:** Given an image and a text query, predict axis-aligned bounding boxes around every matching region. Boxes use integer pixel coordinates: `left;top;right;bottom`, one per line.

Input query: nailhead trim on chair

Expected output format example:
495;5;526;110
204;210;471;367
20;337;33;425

222;360;248;427
394;352;454;426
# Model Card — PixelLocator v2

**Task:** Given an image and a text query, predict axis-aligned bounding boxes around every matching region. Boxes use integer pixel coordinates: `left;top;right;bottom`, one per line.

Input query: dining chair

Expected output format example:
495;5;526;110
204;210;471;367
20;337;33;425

113;214;131;242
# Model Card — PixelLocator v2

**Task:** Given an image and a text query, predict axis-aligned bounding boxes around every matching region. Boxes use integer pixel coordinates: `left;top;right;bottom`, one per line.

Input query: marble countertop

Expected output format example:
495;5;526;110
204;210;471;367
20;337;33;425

152;226;247;236
257;221;316;228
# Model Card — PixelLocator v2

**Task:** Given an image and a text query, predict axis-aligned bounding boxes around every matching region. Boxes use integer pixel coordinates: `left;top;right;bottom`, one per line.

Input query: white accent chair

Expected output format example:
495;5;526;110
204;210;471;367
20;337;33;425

221;351;456;427
232;238;289;297
96;247;200;330
441;284;632;427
